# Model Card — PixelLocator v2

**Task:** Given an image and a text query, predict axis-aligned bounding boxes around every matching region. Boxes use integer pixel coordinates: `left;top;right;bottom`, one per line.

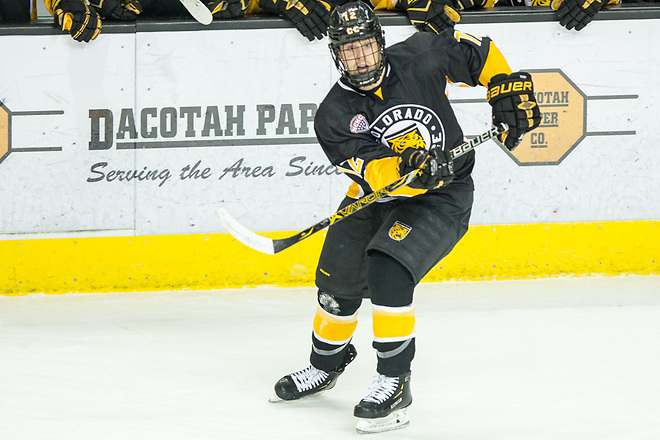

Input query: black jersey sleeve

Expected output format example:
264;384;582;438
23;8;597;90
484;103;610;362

445;31;513;87
405;30;512;88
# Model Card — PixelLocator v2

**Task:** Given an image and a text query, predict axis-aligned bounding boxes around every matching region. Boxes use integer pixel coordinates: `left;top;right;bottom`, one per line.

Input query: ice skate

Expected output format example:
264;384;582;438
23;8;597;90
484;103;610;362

270;344;357;402
353;372;412;434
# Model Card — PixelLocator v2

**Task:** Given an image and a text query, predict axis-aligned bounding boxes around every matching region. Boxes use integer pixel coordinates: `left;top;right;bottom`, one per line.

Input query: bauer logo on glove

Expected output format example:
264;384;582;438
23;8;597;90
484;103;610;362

487;72;541;151
486;78;533;101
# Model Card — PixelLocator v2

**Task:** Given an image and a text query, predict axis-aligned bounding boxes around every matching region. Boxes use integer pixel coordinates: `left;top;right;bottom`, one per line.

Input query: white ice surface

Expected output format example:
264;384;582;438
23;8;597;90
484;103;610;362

1;276;659;440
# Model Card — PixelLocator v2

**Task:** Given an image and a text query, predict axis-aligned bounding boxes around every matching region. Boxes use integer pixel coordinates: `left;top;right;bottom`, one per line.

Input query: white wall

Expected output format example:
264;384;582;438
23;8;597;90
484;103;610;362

0;18;658;239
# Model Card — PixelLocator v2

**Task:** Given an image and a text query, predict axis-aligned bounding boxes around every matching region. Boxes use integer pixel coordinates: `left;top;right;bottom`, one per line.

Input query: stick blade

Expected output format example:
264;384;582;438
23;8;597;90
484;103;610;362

217;208;275;255
178;0;213;25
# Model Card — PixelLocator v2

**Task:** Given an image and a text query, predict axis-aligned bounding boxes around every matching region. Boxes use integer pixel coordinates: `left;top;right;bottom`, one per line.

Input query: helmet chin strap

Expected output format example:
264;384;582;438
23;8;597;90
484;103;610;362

344;57;386;90
347;64;385;90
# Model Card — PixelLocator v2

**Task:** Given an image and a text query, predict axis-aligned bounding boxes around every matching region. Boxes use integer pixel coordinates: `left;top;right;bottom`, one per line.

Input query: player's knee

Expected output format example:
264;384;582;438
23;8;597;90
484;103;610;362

318;290;362;316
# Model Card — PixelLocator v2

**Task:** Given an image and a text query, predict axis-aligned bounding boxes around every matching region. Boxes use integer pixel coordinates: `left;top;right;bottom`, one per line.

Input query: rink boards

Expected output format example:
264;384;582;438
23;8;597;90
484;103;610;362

1;9;659;295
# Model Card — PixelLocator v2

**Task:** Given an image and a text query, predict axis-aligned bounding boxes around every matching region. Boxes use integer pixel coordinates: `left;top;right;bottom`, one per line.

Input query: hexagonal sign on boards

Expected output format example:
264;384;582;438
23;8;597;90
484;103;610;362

499;69;587;166
0;102;9;165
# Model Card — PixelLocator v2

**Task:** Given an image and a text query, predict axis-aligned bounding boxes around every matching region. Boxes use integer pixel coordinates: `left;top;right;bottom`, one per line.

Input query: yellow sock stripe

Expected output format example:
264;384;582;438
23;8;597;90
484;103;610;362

372;304;416;342
312;306;358;344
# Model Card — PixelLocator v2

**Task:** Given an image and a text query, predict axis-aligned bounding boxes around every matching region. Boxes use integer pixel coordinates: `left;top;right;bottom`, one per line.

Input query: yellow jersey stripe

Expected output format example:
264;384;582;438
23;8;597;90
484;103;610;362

478;41;513;87
364;156;426;197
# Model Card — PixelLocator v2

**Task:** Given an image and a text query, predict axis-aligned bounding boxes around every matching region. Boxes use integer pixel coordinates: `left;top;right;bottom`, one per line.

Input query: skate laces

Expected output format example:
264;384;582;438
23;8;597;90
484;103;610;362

290;366;329;392
362;375;399;404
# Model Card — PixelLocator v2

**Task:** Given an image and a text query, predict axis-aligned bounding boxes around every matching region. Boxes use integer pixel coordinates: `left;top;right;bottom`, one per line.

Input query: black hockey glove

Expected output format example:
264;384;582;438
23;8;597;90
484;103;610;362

207;0;249;19
400;148;454;190
45;0;102;42
258;0;331;41
551;0;607;31
398;0;460;35
89;0;142;20
487;72;541;151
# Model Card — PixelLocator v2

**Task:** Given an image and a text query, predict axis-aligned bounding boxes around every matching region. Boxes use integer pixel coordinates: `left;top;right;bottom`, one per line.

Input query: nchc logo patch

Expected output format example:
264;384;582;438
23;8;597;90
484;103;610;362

388;221;412;241
349;113;369;133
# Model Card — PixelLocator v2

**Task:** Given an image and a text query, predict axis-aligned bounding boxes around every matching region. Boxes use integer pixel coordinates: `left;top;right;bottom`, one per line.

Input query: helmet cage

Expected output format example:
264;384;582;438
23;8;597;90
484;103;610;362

328;3;386;89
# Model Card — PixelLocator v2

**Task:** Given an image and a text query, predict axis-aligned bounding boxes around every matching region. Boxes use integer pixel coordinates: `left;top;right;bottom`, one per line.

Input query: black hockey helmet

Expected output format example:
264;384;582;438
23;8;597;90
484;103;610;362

328;1;386;89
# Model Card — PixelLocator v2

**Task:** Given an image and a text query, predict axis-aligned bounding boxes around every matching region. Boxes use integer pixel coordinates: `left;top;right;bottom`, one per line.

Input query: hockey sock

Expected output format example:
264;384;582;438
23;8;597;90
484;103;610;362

371;304;416;376
310;291;361;371
367;250;416;376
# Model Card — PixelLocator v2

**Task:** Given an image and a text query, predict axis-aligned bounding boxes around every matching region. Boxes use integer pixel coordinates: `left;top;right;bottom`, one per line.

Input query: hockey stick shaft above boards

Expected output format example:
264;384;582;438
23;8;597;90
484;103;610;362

217;123;508;255
179;0;213;25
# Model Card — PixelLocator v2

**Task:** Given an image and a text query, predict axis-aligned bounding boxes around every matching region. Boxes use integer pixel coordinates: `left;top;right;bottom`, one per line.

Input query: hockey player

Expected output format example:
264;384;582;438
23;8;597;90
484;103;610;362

45;0;142;42
271;1;540;434
550;0;619;31
206;0;485;41
391;0;619;33
38;0;483;45
497;0;619;32
0;0;34;23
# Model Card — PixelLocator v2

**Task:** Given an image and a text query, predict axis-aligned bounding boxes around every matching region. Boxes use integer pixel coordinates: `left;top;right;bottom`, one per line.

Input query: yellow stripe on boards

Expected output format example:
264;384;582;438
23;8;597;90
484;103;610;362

426;220;659;281
0;231;327;296
313;306;359;344
1;221;657;296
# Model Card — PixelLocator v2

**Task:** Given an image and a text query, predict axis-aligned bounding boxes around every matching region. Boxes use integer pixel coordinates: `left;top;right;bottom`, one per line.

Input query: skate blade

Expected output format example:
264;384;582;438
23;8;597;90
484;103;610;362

267;390;328;403
268;384;336;403
355;408;410;434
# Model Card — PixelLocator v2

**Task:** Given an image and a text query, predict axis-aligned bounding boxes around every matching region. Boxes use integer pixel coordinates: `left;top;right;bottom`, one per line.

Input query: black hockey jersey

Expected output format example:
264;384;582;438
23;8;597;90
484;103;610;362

314;30;511;200
0;0;33;23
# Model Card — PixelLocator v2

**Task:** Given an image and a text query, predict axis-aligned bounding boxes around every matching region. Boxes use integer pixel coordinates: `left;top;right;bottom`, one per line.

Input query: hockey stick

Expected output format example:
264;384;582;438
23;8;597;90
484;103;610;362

179;0;213;25
217;123;508;255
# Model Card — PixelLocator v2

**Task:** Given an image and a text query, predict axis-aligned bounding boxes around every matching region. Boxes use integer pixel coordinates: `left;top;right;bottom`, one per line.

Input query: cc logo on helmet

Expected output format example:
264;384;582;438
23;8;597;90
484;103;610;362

346;25;361;35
